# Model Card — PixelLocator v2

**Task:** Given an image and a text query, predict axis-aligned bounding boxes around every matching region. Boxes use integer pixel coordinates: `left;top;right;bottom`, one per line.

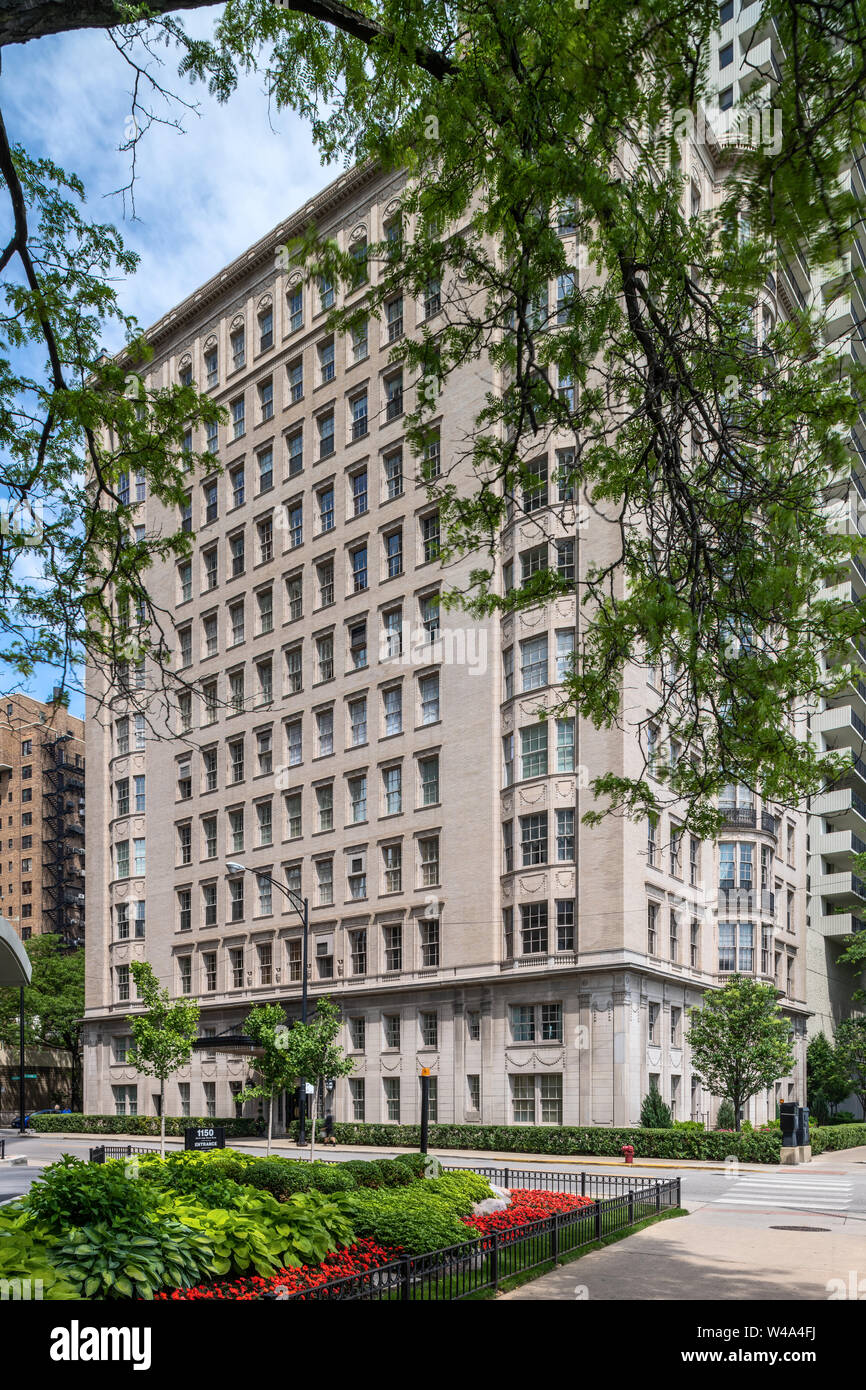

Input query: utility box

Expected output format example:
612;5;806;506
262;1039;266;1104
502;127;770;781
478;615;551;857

779;1101;798;1147
797;1106;810;1148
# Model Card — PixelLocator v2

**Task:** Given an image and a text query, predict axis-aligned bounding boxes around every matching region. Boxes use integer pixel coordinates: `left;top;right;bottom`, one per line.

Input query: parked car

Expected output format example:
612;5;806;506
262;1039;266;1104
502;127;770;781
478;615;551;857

10;1108;71;1129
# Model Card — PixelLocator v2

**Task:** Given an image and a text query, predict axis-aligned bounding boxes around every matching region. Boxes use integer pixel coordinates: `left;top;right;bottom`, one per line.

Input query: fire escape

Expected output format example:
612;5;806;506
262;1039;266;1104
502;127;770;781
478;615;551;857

41;733;85;945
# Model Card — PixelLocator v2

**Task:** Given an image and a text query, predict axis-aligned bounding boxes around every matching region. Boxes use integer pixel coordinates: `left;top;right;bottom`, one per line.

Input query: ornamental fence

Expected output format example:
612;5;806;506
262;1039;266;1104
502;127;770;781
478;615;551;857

268;1177;681;1301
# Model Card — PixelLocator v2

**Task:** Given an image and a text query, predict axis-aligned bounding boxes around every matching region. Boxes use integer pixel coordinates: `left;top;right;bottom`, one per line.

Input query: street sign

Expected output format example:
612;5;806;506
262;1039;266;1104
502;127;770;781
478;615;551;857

305;1083;315;1094
184;1125;226;1152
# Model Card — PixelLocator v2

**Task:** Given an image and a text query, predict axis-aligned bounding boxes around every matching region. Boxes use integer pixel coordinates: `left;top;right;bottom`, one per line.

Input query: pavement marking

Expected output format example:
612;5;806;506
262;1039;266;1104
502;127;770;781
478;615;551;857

713;1174;854;1213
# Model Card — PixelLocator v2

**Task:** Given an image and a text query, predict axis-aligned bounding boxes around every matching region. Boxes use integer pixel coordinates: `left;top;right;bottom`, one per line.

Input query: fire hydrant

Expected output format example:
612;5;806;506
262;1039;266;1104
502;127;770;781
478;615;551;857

622;1144;635;1166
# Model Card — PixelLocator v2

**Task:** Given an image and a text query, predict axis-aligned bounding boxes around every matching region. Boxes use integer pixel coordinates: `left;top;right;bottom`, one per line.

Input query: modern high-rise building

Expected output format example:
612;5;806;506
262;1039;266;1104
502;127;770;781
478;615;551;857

0;692;86;947
82;142;813;1128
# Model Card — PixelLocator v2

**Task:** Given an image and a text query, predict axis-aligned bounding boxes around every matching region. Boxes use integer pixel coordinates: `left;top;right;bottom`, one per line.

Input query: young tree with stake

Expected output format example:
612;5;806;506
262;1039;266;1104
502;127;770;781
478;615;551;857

127;960;200;1158
236;1004;298;1156
281;998;354;1162
686;976;795;1132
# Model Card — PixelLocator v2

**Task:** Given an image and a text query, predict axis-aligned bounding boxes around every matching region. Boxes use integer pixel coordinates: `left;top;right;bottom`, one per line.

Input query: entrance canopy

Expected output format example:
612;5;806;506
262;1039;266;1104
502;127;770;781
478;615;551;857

0;917;32;987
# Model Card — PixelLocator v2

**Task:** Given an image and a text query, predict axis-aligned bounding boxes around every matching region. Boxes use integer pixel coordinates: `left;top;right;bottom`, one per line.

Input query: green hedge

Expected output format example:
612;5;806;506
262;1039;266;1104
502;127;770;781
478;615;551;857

28;1113;263;1138
809;1123;866;1154
289;1120;783;1162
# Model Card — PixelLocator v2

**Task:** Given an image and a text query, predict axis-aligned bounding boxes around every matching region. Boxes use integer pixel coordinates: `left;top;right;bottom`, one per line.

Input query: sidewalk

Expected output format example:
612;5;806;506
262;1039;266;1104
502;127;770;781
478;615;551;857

16;1130;815;1174
499;1206;863;1301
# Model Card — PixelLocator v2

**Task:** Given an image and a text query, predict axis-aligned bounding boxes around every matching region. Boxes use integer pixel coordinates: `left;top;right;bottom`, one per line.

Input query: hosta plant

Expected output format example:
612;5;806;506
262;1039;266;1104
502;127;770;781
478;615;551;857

50;1218;215;1301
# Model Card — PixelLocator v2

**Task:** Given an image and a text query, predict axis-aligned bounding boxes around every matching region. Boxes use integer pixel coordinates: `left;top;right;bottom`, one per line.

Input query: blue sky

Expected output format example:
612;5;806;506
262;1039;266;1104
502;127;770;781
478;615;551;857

1;7;330;716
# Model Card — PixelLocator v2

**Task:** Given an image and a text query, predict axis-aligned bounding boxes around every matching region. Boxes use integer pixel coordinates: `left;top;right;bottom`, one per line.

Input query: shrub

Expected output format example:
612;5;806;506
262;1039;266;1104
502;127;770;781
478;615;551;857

672;1121;704;1132
821;1111;859;1127
640;1084;672;1129
810;1123;866;1154
715;1099;737;1130
28;1112;262;1137
289;1120;783;1163
349;1187;477;1254
24;1156;159;1231
424;1171;494;1213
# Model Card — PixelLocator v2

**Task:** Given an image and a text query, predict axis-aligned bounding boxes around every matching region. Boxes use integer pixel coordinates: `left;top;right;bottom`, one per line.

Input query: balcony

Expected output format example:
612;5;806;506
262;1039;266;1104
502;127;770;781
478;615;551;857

813;870;866;908
812;786;866;831
814;911;866;939
815;828;866;860
814;703;866;751
719;806;757;829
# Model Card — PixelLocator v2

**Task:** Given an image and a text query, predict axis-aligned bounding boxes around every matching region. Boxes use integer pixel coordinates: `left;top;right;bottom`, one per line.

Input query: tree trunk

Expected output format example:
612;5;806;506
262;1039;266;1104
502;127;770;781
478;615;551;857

159;1078;166;1158
266;1095;273;1157
309;1090;317;1163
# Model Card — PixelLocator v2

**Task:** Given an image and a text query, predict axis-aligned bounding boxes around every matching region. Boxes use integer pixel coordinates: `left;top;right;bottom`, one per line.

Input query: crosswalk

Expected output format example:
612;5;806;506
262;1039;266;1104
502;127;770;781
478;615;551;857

713;1174;853;1214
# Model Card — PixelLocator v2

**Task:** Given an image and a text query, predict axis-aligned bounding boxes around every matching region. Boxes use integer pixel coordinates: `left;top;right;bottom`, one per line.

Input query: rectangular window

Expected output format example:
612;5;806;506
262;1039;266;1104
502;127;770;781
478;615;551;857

648;901;659;955
349;697;367;747
556;899;575;951
520;723;547;779
384;449;403;500
351;390;368;439
385;372;404;421
385;528;403;578
286;719;302;766
318;411;335;459
350;1078;366;1121
316;858;334;906
383;685;402;736
386;295;403;342
316;708;334;756
289;286;304;332
419;836;440;887
520;635;548;691
520;812;548;867
556;808;574;861
231;396;245;440
287;425;303;477
520;902;548;955
420;1011;438;1047
383;765;402;815
383;842;402;893
383;924;402;972
351;545;368;593
259;382;274;426
420;917;440;967
384;1078;400;1122
349;774;367;824
419;755;439;806
350;932;367;978
419;672;440;725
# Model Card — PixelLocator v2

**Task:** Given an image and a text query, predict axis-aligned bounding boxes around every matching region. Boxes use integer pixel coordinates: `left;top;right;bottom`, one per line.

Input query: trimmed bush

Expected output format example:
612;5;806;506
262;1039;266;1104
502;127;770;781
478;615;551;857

809;1123;866;1154
715;1099;737;1130
640;1084;672;1129
289;1120;785;1162
28;1112;262;1138
349;1187;479;1254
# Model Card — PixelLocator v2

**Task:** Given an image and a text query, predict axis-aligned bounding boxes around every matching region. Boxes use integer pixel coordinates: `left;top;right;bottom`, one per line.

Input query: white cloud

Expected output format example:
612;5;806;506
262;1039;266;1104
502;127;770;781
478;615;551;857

2;12;331;339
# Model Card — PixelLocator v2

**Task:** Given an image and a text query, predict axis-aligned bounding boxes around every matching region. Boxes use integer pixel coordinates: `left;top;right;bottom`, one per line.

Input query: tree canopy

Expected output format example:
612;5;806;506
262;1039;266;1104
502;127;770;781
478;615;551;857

685;974;796;1129
2;2;866;829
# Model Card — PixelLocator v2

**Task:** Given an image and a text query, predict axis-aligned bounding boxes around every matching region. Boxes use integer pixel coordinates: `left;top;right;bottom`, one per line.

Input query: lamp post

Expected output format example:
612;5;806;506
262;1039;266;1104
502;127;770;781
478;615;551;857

226;863;310;1145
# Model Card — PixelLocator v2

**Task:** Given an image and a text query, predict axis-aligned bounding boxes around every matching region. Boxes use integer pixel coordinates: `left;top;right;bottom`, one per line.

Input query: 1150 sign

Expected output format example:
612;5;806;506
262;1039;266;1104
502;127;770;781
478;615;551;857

184;1126;226;1152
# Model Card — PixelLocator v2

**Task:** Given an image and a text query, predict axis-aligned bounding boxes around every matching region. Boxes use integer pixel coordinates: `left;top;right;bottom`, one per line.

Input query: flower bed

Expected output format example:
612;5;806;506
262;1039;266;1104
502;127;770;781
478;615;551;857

156;1238;402;1300
463;1188;594;1239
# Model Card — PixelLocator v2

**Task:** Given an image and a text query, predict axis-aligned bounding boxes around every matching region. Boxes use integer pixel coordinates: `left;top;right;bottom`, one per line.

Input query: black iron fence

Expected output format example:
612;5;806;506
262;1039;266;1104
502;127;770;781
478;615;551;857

270;1178;681;1301
441;1164;664;1198
89;1144;160;1162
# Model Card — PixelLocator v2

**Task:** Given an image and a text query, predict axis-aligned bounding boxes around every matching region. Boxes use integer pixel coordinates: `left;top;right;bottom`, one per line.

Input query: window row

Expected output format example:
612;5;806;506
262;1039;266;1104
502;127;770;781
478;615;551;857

502;720;576;782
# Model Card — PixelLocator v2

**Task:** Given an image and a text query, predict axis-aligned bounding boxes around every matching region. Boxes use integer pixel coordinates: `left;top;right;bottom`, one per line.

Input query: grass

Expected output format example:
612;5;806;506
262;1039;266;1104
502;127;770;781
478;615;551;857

475;1207;688;1297
386;1199;688;1301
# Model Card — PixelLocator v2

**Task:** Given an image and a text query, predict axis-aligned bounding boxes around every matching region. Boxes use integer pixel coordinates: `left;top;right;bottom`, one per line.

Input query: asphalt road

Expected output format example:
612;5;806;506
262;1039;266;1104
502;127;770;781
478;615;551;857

3;1131;866;1225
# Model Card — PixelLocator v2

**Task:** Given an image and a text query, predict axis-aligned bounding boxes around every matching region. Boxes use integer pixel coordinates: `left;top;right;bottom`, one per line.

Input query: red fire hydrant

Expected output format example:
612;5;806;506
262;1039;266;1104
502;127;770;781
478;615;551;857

622;1144;635;1166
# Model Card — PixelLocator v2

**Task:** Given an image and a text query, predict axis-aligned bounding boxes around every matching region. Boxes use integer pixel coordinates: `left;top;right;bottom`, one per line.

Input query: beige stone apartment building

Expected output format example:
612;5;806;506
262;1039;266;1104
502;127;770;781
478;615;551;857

81;137;812;1130
0;692;85;946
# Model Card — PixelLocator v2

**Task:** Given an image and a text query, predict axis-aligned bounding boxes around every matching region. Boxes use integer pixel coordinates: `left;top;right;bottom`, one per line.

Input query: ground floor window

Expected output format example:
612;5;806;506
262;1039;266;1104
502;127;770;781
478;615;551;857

178;1082;190;1117
112;1085;137;1116
350;1078;366;1120
384;1077;400;1122
510;1072;563;1125
204;1082;216;1118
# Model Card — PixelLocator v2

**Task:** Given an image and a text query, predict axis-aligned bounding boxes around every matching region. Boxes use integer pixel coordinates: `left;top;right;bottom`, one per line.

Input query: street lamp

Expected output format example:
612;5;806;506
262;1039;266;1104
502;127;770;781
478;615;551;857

226;862;310;1145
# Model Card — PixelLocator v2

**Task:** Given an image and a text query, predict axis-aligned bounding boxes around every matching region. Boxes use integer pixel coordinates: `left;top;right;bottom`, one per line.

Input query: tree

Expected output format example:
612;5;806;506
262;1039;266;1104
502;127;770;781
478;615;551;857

0;934;85;1107
236;1003;298;1157
806;1032;850;1126
126;960;199;1157
686;976;795;1132
639;1081;672;1130
280;998;354;1162
2;2;866;827
714;1098;737;1132
834;1017;866;1122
